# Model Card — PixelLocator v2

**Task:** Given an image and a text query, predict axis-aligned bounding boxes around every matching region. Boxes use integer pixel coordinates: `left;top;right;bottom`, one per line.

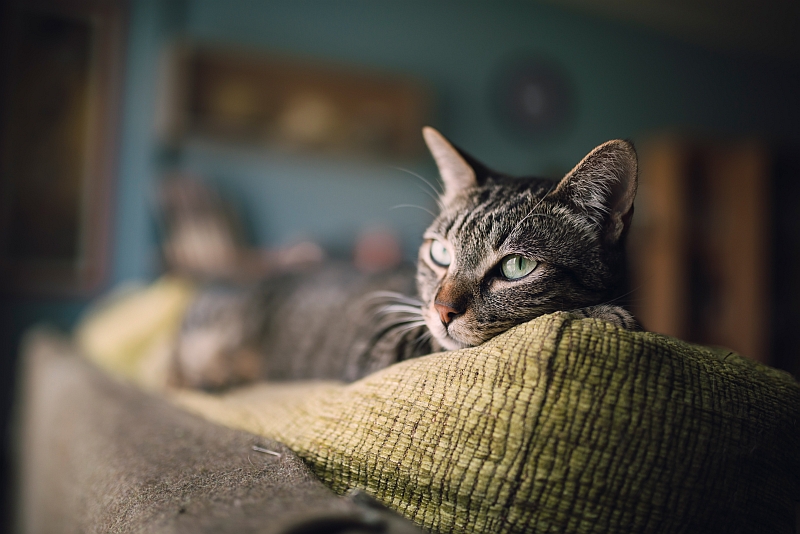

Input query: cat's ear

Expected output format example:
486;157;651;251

423;127;480;205
552;140;638;242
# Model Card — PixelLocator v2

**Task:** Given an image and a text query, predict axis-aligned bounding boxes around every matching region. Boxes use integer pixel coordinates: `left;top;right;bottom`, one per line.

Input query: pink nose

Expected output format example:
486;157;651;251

434;301;461;325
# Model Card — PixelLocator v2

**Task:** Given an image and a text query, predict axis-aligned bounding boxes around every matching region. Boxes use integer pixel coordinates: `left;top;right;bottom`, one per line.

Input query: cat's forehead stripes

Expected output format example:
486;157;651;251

435;177;556;258
448;193;502;239
441;186;497;236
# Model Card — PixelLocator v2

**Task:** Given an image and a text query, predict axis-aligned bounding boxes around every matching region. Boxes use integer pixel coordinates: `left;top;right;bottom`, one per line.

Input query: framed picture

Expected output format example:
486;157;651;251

158;43;430;160
0;0;126;296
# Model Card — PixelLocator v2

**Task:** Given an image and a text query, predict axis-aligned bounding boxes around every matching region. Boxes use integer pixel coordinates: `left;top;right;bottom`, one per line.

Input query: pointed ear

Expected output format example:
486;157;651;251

552;139;638;242
423;127;478;205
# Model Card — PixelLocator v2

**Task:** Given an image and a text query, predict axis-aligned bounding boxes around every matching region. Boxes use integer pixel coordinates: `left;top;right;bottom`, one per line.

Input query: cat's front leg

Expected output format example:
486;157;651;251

569;304;641;331
168;288;263;390
170;333;263;390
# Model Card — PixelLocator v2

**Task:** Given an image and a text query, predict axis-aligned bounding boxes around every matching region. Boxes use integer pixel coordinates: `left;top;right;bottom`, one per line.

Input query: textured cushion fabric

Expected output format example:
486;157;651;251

172;312;800;534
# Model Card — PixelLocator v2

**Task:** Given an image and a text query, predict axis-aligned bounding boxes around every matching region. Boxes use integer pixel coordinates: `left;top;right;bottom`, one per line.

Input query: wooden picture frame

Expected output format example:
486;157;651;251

0;0;126;296
158;43;430;160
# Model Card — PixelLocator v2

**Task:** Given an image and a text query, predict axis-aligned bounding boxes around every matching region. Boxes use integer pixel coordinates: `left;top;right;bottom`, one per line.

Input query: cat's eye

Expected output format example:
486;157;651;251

500;254;537;280
429;239;451;267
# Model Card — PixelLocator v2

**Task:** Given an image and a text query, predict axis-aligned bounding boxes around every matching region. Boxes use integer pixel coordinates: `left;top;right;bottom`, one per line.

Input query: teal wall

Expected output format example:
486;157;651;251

109;0;799;286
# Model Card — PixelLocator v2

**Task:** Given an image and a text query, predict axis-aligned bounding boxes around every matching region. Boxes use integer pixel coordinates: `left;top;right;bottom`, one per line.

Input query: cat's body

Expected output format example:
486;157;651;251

172;263;427;387
170;128;639;389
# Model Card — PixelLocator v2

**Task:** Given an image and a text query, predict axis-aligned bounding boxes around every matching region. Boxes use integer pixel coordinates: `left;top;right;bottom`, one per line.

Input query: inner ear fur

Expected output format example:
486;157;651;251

551;139;638;242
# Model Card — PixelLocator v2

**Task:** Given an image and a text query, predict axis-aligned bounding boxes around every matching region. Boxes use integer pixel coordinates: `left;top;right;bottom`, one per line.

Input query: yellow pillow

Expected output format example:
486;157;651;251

76;276;196;391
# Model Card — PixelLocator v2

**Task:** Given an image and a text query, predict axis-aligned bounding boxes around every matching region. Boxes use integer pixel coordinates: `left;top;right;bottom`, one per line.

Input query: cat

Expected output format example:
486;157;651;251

170;127;639;389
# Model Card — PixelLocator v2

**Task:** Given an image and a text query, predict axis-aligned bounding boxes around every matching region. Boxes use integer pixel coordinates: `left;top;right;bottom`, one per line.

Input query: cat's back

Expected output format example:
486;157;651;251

252;262;420;380
173;262;424;388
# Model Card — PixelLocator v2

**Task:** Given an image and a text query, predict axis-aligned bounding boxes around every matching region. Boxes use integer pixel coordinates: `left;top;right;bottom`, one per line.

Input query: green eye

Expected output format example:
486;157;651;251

500;254;537;280
429;239;451;266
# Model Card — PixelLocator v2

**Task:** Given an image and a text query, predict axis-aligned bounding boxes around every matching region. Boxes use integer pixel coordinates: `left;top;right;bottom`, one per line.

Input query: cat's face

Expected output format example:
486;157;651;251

417;128;637;350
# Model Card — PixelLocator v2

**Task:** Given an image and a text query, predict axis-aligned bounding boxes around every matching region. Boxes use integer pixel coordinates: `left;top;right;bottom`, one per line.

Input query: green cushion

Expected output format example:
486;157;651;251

173;312;800;534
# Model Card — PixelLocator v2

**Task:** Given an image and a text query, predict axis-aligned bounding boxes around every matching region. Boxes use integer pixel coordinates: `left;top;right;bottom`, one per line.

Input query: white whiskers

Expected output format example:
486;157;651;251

379;304;425;316
364;291;424;307
391;320;428;336
391;204;437;218
393;167;445;212
362;290;429;343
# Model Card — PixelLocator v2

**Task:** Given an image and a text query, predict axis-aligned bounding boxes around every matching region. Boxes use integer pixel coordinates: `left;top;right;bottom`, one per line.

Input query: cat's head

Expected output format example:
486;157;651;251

417;127;638;350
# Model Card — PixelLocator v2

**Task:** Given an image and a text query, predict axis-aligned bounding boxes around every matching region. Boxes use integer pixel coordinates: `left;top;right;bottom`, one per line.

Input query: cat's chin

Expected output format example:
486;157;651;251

424;316;472;351
423;308;481;351
434;333;469;351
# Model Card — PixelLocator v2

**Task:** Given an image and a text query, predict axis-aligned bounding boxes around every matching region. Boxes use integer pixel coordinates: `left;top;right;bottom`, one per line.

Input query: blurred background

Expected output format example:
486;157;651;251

1;0;798;528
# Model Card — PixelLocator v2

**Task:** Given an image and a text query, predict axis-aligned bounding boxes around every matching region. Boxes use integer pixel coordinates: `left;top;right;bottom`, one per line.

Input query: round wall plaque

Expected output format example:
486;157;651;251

492;57;575;138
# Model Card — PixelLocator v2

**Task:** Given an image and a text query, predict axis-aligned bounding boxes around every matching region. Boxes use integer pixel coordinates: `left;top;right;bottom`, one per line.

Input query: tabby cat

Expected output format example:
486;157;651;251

171;128;639;389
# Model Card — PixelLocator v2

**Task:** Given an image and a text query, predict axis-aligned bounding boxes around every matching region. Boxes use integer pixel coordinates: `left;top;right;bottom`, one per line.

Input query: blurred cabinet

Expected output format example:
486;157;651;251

629;138;771;363
0;0;126;296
